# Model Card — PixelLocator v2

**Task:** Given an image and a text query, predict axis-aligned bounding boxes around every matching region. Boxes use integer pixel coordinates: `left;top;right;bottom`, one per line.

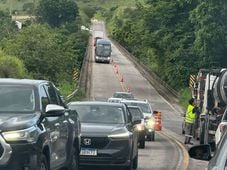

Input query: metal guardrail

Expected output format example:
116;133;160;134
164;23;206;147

111;39;180;104
66;37;92;101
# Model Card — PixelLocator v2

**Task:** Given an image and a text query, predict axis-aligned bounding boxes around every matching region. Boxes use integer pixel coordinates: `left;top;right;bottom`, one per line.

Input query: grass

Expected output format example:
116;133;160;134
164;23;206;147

0;0;35;13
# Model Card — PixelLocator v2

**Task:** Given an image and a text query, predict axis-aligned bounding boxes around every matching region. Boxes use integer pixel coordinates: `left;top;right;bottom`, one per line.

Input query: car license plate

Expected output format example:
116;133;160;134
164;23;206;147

80;148;97;156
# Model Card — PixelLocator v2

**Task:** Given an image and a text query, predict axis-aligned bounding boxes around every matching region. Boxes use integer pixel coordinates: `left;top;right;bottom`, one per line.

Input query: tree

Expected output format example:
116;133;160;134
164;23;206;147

0;50;28;78
36;0;79;27
0;10;17;39
190;0;227;68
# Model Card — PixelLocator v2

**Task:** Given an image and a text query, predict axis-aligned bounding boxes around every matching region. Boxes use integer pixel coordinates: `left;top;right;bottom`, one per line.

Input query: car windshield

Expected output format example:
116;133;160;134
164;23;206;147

113;93;134;99
0;85;35;113
71;105;125;124
124;102;151;113
128;107;144;119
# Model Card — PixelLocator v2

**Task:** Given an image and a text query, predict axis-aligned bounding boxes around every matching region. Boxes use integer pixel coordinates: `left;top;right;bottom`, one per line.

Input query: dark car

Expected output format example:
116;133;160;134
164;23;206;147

127;106;146;148
112;92;135;100
188;129;227;170
68;101;141;170
0;78;80;170
121;100;155;141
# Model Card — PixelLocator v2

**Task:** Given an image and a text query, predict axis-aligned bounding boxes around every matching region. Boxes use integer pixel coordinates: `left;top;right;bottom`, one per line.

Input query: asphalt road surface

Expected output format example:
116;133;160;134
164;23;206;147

80;20;208;170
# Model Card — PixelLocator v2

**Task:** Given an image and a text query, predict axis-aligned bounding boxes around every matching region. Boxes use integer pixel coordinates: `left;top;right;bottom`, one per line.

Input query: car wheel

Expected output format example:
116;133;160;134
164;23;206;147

148;132;155;141
139;140;145;149
39;154;48;170
67;145;79;170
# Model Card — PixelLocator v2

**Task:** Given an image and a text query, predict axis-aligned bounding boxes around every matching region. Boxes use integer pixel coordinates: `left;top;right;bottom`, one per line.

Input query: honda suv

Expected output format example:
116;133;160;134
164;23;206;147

68;101;141;170
0;79;81;170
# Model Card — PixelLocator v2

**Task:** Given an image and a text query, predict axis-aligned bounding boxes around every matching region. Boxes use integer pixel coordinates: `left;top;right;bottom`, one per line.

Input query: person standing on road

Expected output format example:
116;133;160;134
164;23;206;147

184;98;196;144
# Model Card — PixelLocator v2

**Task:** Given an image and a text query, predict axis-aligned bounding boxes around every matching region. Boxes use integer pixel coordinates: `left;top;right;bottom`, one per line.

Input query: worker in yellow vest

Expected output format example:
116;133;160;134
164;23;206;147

184;98;196;144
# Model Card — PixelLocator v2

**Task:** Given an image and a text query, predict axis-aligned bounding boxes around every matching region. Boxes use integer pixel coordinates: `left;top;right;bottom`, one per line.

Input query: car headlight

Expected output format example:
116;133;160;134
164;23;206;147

136;124;145;131
2;126;40;143
145;118;155;129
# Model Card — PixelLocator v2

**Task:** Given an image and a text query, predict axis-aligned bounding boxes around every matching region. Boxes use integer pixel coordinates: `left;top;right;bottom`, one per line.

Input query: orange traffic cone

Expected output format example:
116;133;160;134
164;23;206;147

154;111;162;131
120;76;124;82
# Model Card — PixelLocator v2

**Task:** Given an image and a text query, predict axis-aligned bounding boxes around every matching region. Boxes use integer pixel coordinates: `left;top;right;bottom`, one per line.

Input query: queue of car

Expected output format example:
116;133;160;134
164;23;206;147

0;80;155;170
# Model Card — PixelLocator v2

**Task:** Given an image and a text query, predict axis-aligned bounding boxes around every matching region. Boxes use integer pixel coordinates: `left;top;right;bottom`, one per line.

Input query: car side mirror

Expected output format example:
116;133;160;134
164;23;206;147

45;104;65;117
188;144;212;161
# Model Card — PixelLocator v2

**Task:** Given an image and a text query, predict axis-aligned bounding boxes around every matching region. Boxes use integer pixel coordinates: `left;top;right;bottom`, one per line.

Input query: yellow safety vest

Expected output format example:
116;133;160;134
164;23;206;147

185;104;196;124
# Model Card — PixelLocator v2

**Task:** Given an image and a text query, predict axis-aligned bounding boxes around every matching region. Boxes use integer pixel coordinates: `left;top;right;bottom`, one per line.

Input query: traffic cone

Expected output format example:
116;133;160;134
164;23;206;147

120;76;124;82
154;111;162;131
115;68;119;74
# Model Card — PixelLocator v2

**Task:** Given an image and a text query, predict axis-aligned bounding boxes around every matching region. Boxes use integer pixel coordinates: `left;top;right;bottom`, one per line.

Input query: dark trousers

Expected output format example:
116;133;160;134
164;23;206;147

184;122;194;144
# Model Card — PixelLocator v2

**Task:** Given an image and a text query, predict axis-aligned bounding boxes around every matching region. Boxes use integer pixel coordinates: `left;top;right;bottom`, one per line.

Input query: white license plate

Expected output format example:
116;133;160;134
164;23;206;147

80;148;97;156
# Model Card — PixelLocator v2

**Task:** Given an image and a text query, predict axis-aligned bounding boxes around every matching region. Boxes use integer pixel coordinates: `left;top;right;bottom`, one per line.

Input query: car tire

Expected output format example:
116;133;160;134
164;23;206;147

125;161;133;170
39;154;48;170
67;145;79;170
139;140;145;149
147;132;155;141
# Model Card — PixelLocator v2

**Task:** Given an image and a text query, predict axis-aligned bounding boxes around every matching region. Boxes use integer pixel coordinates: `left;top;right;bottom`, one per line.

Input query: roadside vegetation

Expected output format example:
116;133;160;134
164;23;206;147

0;0;91;98
88;0;227;106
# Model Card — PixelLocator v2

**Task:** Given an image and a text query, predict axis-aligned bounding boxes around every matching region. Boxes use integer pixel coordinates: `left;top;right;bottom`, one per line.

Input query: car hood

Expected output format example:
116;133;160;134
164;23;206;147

0;113;40;132
81;123;125;137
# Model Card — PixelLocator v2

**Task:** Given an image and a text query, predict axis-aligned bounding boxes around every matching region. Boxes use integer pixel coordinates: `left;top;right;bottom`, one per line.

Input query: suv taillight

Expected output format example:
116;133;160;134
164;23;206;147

220;123;226;132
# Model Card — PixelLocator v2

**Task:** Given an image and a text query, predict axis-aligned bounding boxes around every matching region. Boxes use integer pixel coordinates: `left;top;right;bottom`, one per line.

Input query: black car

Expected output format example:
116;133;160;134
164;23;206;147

0;78;81;170
68;101;141;170
188;129;227;170
127;106;146;148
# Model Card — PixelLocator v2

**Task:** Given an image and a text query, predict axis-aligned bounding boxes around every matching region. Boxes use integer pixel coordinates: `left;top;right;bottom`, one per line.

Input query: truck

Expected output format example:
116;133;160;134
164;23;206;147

192;68;227;145
93;30;104;46
95;39;112;64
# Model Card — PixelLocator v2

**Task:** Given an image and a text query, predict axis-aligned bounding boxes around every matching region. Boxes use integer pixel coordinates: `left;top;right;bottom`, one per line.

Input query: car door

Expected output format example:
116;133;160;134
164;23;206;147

125;108;138;160
43;83;69;168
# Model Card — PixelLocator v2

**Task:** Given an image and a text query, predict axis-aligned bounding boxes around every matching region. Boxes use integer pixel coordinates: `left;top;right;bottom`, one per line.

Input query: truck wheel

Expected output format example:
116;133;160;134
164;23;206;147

67;145;79;170
39;154;48;170
200;121;205;144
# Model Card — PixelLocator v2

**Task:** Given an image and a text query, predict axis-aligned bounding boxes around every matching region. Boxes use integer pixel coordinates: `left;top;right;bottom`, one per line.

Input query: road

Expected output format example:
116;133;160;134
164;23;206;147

81;21;208;170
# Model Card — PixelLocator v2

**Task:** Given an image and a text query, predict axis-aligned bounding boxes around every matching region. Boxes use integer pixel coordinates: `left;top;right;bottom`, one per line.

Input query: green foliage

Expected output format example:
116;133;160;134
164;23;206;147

105;0;227;91
0;10;17;39
179;88;192;112
36;0;79;27
1;24;89;84
57;80;75;97
67;89;86;102
0;50;28;78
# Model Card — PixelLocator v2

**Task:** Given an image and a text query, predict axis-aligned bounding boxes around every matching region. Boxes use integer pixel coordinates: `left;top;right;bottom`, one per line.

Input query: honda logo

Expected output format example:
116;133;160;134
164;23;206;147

83;138;91;145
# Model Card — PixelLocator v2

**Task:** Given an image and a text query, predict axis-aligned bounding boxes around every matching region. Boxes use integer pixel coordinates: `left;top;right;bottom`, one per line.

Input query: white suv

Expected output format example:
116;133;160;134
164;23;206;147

121;99;155;141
